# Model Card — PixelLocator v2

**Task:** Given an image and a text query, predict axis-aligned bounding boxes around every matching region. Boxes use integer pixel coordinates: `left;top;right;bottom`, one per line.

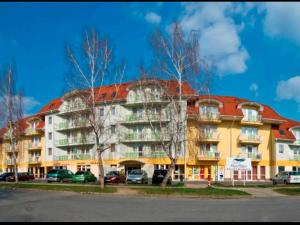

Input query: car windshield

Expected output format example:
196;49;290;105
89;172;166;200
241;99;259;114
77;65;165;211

106;171;118;176
290;171;300;175
75;171;85;175
129;170;142;175
48;170;58;174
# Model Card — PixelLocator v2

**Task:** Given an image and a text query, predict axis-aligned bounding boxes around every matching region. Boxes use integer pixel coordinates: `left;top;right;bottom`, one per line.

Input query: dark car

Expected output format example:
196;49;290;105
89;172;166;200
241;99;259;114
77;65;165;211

104;171;126;184
152;169;172;185
18;172;35;181
0;172;14;181
47;169;73;183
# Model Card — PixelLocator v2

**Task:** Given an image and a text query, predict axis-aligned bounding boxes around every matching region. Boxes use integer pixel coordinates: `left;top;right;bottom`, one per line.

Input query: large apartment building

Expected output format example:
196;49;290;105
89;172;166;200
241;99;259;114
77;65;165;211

0;79;299;182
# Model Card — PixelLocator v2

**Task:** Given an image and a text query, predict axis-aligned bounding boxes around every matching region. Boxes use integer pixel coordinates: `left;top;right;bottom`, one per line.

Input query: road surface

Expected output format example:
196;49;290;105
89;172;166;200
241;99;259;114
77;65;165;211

0;189;299;222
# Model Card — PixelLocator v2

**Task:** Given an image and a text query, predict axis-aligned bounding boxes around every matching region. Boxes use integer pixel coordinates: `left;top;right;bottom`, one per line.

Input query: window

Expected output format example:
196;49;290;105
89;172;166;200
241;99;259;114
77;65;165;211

111;106;116;116
111;92;116;97
99;108;104;117
111;125;116;134
48;148;52;156
111;144;116;152
48;132;52;140
242;108;258;121
200;105;218;116
279;144;284;154
48;116;52;125
138;146;143;157
278;166;285;173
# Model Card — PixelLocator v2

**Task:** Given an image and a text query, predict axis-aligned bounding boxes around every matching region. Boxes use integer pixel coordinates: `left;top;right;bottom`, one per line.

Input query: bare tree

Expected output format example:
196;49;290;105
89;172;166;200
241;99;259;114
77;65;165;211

0;64;24;183
138;22;211;187
65;28;125;188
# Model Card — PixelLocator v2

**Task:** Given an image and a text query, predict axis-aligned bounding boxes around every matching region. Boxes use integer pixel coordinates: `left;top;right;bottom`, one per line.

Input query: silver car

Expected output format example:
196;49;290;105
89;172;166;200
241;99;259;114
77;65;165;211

126;169;148;184
272;171;300;184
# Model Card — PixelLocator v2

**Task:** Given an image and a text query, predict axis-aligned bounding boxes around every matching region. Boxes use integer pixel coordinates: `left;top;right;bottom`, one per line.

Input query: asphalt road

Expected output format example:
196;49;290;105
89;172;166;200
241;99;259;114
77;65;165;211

0;189;300;222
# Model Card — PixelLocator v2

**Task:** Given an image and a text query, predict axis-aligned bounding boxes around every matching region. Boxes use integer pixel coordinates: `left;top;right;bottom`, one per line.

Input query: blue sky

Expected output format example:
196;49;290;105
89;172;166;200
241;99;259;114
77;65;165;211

1;2;300;121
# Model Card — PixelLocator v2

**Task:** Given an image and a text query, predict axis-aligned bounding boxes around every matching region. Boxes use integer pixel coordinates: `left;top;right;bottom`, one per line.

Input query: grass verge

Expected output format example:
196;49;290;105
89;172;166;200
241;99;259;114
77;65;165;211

213;183;274;188
0;182;117;193
273;188;300;196
134;186;250;196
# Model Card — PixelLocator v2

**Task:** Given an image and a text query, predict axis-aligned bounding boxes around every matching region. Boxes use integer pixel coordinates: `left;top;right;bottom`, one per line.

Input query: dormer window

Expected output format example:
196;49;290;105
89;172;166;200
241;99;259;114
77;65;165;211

242;108;259;121
199;105;219;119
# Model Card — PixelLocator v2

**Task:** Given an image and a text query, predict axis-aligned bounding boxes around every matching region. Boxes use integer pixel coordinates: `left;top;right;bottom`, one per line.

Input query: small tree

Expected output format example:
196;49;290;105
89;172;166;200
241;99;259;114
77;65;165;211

138;22;210;187
65;28;125;188
0;64;24;183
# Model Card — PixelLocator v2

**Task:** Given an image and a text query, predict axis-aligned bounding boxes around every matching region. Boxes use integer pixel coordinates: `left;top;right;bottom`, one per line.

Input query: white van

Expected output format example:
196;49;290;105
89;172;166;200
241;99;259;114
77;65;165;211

272;171;300;184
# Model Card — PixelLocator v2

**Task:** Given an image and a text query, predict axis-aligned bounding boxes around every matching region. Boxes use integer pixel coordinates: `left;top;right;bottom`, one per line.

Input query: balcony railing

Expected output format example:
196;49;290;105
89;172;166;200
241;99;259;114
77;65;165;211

55;138;95;147
54;154;93;161
247;152;262;160
58;104;89;114
241;115;262;124
25;128;41;136
238;134;262;144
120;151;167;159
198;132;220;142
28;142;42;150
4;159;15;165
293;155;300;161
121;132;171;142
197;151;221;160
122;114;170;123
28;156;41;164
5;146;18;153
55;120;91;130
198;112;221;122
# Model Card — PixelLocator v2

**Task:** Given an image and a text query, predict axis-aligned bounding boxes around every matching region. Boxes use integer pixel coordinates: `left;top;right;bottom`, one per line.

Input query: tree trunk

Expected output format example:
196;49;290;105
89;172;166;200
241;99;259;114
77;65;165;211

97;153;105;189
13;151;18;183
160;160;176;187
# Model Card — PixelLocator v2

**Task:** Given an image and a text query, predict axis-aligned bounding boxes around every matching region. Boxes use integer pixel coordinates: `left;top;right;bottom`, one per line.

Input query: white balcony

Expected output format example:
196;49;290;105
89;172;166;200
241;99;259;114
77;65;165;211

238;134;262;144
55;120;92;131
198;132;220;143
241;115;263;125
120;132;171;143
198;112;221;123
197;151;221;161
28;142;42;150
120;114;170;124
28;156;41;164
55;138;95;147
53;154;94;161
57;104;89;116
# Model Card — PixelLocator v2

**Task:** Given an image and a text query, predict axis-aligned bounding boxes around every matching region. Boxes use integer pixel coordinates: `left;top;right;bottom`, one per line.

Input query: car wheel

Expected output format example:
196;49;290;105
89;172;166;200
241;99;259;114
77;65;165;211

60;178;64;183
272;180;277;185
284;180;287;185
5;177;9;182
84;179;87;184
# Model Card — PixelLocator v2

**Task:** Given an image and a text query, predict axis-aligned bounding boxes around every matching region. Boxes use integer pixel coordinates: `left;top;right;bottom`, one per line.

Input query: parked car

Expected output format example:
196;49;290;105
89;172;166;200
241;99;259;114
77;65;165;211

126;169;148;184
72;171;97;183
47;169;73;183
0;172;15;181
18;172;35;181
152;169;172;185
104;171;126;184
272;171;300;184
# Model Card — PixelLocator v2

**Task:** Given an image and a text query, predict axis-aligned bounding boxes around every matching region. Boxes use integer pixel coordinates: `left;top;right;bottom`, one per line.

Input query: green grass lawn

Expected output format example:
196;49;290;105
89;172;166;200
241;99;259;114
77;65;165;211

134;186;250;196
213;183;274;188
273;188;300;196
0;182;117;193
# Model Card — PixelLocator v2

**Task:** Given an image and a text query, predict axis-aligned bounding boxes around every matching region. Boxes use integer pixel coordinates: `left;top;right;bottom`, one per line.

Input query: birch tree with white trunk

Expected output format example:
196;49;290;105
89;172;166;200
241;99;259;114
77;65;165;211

65;29;125;188
0;64;24;183
138;22;211;187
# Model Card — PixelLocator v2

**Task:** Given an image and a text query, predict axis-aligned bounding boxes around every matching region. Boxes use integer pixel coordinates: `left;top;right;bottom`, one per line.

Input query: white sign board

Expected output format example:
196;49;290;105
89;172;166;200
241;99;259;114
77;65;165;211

226;157;252;171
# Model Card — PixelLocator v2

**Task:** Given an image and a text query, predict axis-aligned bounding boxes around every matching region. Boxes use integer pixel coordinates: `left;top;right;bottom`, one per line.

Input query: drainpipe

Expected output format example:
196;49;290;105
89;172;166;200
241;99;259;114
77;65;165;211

230;116;236;186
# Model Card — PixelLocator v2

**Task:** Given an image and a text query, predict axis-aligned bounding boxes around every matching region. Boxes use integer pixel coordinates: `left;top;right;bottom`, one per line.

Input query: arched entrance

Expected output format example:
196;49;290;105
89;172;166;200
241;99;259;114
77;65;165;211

119;160;144;176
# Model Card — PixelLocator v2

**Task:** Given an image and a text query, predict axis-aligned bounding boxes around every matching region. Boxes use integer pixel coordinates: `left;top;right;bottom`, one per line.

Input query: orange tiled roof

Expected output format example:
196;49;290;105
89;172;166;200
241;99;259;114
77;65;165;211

38;80;197;114
273;118;300;141
188;95;284;120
